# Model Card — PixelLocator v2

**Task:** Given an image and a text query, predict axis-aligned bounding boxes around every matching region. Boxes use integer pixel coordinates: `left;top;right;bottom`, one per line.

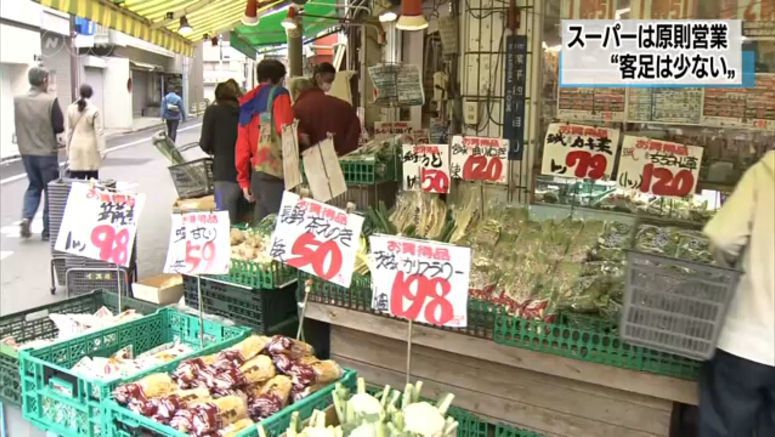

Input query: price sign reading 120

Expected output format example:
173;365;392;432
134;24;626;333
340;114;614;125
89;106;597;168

451;135;510;185
369;235;470;328
616;136;704;198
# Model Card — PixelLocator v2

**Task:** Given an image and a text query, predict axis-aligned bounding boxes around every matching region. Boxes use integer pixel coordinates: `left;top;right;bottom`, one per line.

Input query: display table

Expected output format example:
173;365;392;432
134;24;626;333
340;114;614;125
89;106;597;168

305;303;698;437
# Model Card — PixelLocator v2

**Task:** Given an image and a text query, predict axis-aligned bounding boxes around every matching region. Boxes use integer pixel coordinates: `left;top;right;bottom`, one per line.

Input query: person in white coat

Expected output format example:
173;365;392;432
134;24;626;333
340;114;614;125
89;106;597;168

700;150;775;437
66;84;105;179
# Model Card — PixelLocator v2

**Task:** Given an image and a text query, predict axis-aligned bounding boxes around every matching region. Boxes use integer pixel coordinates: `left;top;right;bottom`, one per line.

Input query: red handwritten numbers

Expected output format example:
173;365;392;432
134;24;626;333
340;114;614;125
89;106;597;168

462;155;504;182
389;271;454;326
287;232;343;281
90;225;130;265
640;163;695;197
565;150;607;179
420;169;450;193
185;240;216;271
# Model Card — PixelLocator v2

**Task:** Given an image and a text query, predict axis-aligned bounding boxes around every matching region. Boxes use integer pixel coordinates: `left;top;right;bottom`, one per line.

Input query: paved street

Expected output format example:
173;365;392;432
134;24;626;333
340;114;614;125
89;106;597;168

0;119;204;436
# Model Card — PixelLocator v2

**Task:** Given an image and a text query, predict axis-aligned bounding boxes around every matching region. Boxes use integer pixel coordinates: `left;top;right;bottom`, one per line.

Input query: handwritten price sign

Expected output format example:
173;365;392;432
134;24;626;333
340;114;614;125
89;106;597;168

369;235;470;328
164;211;231;275
450;135;509;184
402;144;451;194
268;191;364;287
617;136;704;198
541;123;621;181
55;183;145;268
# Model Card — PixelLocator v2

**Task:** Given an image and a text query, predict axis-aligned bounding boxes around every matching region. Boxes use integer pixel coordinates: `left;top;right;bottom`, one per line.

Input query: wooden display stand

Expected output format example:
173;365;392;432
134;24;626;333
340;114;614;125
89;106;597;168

305;303;698;437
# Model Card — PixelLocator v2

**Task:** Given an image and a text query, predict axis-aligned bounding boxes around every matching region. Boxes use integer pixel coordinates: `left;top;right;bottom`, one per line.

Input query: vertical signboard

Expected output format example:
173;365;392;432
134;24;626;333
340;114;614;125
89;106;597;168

503;35;528;160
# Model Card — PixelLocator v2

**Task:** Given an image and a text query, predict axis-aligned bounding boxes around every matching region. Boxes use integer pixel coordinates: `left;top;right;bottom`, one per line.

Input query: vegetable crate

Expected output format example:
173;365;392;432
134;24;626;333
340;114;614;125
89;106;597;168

107;369;357;437
18;308;249;437
621;251;740;361
495;423;544;437
183;275;298;333
493;310;702;380
297;272;497;339
221;258;297;290
340;155;400;186
167;157;214;200
0;290;158;406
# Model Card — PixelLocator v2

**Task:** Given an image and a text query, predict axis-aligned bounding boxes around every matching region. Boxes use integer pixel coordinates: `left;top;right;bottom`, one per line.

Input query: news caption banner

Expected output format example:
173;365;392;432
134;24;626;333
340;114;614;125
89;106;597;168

617;136;704;198
450;135;509;185
369;235;471;328
541;123;621;181
401;143;451;194
560;19;744;87
55;182;146;268
164;211;231;275
268;191;364;288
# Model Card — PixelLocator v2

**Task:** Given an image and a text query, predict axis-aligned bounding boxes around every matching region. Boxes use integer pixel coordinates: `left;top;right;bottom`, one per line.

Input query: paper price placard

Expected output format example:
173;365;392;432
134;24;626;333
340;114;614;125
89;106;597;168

450;135;509;184
369;235;470;328
268;191;364;288
541;123;621;181
164;211;231;275
55;183;145;267
402;144;450;193
617;136;704;197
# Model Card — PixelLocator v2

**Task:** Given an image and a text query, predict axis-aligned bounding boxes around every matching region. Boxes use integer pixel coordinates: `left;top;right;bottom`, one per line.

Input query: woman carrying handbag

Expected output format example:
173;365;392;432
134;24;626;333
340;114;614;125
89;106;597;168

66;84;106;179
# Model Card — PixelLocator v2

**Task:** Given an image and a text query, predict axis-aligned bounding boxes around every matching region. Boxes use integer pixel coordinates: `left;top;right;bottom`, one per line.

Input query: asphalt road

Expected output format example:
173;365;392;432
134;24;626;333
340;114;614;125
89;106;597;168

0;119;204;436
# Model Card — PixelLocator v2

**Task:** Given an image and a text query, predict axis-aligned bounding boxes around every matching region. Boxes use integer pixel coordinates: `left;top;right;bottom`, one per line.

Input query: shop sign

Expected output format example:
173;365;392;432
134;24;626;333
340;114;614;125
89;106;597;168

561;0;616;19
718;0;775;38
55;183;145;268
557;88;627;122
402;144;450;193
164;211;231;275
369;64;425;107
450;135;509;184
617;136;704;197
268;191;364;288
369;235;470;328
541;123;621;181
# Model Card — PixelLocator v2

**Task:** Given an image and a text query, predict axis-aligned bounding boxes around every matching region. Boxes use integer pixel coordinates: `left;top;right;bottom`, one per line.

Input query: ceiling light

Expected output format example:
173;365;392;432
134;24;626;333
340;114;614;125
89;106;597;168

242;0;259;26
282;6;300;30
396;0;427;31
379;11;398;22
178;16;193;35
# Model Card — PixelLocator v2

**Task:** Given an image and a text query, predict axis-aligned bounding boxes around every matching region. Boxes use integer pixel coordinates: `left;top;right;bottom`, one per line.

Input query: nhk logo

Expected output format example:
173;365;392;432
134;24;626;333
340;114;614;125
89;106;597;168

40;29;114;59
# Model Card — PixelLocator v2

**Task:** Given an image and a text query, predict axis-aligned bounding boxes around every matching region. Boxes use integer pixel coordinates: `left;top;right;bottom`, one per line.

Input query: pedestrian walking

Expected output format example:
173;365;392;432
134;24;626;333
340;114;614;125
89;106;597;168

700;150;775;437
162;88;186;142
235;60;294;223
200;79;242;223
13;66;64;241
65;84;105;180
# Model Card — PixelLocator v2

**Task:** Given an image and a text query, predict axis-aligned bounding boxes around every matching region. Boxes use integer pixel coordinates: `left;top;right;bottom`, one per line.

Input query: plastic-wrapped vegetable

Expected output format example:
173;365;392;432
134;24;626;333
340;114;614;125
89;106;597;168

265;336;314;359
186;395;249;436
114;373;177;405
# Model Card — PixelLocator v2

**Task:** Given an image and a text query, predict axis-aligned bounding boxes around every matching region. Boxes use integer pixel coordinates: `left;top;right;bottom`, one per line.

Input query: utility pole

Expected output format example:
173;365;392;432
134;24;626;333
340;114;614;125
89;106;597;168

287;24;303;77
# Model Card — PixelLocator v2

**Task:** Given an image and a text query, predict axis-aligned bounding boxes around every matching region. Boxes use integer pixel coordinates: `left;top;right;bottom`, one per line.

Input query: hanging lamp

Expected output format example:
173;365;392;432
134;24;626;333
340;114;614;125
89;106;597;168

178;16;193;35
282;5;300;30
242;0;260;26
396;0;427;31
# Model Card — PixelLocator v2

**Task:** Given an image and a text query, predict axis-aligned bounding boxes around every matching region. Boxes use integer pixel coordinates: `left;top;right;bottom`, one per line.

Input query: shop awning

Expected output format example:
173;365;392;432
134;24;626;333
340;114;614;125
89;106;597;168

231;0;341;50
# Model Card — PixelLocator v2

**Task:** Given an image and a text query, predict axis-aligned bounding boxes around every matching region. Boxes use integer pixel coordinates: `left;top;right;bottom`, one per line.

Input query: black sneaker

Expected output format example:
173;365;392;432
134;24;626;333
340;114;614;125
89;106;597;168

41;233;50;242
20;219;31;239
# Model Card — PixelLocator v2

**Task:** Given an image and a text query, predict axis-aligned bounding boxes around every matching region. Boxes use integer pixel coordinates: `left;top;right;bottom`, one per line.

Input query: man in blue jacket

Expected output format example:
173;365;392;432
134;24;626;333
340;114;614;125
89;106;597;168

161;88;186;142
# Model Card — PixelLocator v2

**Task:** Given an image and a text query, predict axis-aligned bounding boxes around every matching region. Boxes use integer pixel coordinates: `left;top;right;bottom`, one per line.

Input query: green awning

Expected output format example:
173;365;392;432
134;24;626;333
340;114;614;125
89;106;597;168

232;0;340;49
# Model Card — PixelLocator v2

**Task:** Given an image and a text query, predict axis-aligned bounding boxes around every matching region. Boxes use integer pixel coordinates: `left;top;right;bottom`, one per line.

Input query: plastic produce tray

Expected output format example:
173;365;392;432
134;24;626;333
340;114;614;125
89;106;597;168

168;157;214;200
493;309;702;380
183;275;298;333
495;423;545;437
18;308;249;437
340;155;400;186
0;290;158;406
108;369;357;437
219;259;297;290
622;250;740;361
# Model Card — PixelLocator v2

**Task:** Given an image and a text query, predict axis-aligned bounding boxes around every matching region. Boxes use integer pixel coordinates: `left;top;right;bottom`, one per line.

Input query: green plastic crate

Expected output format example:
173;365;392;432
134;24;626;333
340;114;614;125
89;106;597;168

340;156;400;186
493;309;702;380
19;308;249;437
0;290;159;406
219;258;297;290
107;369;357;437
495;423;544;437
183;275;298;333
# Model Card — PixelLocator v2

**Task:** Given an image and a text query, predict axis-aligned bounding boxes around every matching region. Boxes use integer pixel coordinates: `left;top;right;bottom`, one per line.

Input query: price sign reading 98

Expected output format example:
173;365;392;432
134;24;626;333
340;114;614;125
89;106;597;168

402;144;450;194
450;135;509;185
617;136;704;198
55;183;145;267
369;235;470;328
541;123;621;182
163;211;230;275
268;191;364;288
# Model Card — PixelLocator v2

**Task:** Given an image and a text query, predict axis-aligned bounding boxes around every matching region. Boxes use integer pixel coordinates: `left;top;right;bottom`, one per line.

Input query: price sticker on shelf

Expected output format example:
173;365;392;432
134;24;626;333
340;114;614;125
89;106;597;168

55;183;145;268
541;123;621;181
402;144;451;194
268;191;364;288
450;135;509;184
617;136;704;198
369;235;470;328
164;211;231;275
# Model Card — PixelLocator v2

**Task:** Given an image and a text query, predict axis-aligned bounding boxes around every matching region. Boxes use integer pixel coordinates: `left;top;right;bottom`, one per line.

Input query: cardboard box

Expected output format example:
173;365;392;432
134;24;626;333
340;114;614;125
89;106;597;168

132;274;184;305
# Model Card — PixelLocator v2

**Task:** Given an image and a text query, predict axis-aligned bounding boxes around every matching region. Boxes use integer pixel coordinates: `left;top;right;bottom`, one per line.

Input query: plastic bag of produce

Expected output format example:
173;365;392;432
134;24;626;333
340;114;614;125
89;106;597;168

246;375;292;420
239;355;276;385
635;224;679;256
265;336;314;359
218;419;255;437
114;373;177;405
674;229;713;264
189;395;249;435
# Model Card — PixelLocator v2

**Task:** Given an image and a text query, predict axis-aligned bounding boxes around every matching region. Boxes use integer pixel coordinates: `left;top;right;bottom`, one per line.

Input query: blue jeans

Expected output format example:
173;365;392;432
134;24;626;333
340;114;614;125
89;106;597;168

22;155;60;237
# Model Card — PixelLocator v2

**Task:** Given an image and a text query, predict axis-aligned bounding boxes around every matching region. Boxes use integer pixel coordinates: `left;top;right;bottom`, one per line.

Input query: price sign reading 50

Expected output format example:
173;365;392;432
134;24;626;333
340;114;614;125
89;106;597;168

286;232;343;281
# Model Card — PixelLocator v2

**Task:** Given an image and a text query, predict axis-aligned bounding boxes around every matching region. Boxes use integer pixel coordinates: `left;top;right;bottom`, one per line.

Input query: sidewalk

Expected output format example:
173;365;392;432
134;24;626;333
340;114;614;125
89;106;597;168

104;116;165;140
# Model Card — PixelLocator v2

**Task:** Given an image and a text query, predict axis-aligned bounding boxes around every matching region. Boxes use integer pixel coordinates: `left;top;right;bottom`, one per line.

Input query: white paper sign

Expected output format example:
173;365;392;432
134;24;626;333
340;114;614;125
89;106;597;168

617;136;704;198
163;211;231;275
55;183;145;268
541;123;621;181
369;235;470;328
401;144;450;193
268;191;364;288
450;136;509;184
282;121;302;190
302;137;347;202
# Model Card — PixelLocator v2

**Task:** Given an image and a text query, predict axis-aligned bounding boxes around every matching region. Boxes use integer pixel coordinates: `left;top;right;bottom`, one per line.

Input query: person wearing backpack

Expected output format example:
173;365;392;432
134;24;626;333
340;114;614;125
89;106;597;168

235;60;294;222
66;84;106;180
161;88;186;142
